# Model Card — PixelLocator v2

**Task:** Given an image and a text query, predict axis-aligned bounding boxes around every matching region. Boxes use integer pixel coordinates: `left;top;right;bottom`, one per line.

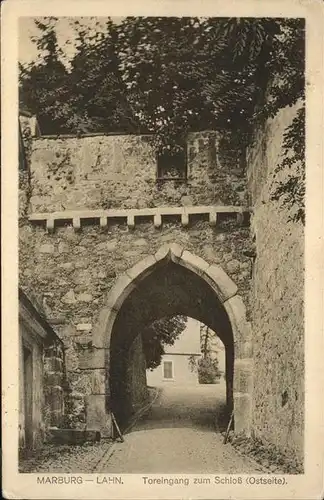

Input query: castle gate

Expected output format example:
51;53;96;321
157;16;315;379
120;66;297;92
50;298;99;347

19;130;254;438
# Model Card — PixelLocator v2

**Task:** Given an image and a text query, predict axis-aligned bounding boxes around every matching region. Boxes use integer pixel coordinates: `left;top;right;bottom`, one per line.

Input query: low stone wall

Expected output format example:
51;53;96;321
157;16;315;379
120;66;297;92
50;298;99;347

247;102;304;463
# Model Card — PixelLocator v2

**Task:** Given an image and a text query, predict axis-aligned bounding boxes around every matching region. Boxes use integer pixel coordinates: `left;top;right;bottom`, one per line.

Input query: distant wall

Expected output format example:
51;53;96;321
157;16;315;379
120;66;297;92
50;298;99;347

147;354;200;386
28;131;247;213
247;101;304;464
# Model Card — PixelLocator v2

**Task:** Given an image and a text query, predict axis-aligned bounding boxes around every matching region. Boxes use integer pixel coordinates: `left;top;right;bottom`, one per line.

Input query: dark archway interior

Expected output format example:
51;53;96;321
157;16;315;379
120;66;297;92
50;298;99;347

109;260;234;427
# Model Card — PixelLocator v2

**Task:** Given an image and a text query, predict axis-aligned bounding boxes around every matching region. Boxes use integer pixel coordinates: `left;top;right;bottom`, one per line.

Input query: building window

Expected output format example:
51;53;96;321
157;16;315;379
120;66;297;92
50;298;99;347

163;361;174;379
157;144;187;181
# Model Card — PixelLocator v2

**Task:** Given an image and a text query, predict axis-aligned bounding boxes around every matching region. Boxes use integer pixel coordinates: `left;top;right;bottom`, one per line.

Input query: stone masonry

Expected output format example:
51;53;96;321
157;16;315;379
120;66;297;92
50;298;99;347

19;117;304;466
246;101;304;464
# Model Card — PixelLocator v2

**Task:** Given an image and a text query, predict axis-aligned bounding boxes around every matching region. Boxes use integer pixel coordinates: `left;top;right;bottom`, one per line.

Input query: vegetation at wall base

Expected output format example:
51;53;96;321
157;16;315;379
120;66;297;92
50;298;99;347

226;431;304;474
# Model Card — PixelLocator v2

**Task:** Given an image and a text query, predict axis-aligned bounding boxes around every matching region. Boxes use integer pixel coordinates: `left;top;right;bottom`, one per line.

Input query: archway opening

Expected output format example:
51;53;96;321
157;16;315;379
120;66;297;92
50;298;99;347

109;258;235;429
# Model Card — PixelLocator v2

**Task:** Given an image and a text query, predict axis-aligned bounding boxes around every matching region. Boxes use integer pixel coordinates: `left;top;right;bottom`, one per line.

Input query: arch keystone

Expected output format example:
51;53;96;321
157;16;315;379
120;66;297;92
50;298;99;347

204;264;238;303
169;243;184;262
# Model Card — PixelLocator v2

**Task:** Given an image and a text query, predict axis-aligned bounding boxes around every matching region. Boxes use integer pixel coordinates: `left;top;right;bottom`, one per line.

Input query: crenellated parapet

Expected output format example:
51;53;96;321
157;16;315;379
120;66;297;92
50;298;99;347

28;205;251;233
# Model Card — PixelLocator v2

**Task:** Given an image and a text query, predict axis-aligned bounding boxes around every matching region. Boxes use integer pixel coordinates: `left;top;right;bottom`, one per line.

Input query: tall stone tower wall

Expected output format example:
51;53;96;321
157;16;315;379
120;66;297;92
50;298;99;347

247;101;304;464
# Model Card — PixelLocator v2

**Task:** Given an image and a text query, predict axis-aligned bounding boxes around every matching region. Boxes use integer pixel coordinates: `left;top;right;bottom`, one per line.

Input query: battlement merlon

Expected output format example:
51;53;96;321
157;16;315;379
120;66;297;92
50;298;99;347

28;205;251;232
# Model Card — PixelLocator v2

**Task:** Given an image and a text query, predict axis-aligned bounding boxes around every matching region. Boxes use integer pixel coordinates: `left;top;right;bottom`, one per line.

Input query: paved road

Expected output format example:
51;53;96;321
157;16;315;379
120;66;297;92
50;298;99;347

98;383;262;473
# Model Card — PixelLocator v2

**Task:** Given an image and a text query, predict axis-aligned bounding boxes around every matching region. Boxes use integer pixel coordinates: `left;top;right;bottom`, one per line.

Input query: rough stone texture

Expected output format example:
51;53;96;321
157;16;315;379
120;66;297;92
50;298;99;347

247;101;304;463
29;131;248;212
19;127;253;438
19;220;252;438
125;335;149;415
19;221;251;373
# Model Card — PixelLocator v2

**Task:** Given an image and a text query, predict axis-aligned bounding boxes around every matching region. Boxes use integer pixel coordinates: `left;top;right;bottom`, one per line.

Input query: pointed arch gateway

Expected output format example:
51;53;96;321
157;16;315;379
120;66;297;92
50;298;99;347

85;244;253;437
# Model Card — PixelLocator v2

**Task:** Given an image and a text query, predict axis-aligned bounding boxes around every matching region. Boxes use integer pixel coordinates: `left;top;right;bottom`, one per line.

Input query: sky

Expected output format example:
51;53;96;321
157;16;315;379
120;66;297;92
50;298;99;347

18;17;123;66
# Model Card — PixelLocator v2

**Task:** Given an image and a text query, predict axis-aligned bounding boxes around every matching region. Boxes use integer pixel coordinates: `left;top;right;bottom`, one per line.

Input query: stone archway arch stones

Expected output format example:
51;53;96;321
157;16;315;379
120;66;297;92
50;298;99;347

85;243;253;437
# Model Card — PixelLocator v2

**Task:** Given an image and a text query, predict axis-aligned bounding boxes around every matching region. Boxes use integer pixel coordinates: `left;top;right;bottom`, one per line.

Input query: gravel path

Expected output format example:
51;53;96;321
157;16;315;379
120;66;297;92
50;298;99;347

20;383;266;474
95;383;265;474
19;440;113;473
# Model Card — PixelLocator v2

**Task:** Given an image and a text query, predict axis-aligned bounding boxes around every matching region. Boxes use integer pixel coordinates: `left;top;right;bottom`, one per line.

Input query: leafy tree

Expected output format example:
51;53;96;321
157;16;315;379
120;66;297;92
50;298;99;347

67;18;138;133
19;18;75;134
197;356;221;384
270;105;305;224
143;315;187;370
189;324;222;383
19;17;305;221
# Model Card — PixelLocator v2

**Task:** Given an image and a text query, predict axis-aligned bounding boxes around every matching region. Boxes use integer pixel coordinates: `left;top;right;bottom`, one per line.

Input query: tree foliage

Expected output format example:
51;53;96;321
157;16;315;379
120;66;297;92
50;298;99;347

19;16;305;220
189;324;223;383
143;315;187;370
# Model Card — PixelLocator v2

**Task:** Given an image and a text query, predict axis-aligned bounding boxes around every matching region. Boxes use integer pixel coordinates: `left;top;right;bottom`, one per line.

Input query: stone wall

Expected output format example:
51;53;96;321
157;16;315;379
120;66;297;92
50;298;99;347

28;130;247;213
19;295;67;448
247;102;304;464
19;321;44;449
125;335;149;415
19;218;252;398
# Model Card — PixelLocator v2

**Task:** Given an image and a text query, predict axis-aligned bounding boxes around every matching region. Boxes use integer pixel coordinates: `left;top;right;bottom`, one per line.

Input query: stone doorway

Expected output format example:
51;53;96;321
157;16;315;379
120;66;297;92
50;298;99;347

85;244;253;437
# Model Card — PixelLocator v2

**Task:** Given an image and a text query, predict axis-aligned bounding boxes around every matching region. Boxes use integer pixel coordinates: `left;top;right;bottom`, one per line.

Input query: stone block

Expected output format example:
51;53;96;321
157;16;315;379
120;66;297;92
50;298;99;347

39;243;55;254
85;395;112;437
73;269;91;285
58;242;69;253
133;238;148;247
44;357;63;372
234;392;252;435
126;255;156;282
44;371;63;386
91;369;106;395
92;307;118;348
62;289;77;304
233;358;254;393
224;295;251;348
154;214;162;228
154;244;171;262
76;323;92;332
169;243;184;262
105;274;136;311
204;264;238;303
60;323;78;337
181;195;193;206
59;262;74;271
77;293;93;303
97;239;118;252
180;250;210;275
78;348;106;370
226;259;241;274
46;386;64;412
75;259;90;269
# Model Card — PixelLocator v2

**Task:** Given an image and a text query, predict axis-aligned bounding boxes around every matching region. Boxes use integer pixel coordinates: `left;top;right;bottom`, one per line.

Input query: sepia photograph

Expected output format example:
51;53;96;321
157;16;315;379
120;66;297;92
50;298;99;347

17;14;306;474
2;2;323;499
